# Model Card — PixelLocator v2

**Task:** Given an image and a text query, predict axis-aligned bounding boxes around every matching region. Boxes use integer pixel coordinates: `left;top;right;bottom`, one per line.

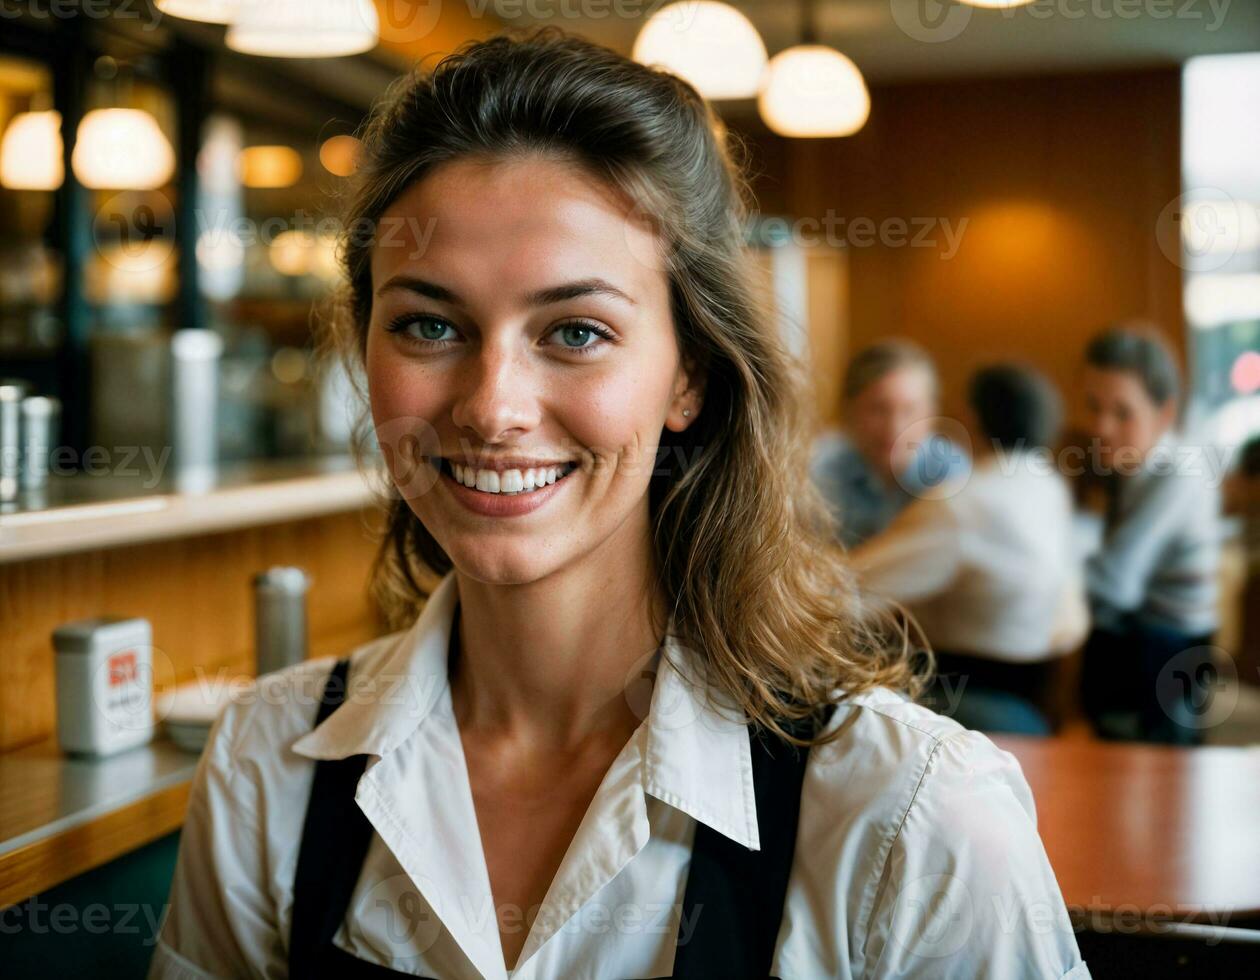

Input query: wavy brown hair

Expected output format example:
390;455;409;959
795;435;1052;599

320;26;927;745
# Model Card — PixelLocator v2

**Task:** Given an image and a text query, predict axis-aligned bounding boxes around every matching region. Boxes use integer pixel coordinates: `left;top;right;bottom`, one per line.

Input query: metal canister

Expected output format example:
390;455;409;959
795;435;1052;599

20;395;60;489
51;616;155;756
253;566;311;677
0;380;30;500
170;328;223;492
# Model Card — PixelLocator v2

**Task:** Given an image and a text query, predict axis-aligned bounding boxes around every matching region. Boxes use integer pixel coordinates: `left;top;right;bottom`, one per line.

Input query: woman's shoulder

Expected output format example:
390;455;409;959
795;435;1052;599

805;685;1037;833
794;688;1087;977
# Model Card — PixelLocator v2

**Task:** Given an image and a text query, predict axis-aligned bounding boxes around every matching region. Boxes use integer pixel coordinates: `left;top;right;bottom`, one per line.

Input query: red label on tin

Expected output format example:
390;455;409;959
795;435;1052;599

109;651;138;687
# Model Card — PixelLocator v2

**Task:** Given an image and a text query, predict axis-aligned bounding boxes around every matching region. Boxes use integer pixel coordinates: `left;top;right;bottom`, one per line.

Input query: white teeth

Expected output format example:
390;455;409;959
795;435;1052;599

501;469;524;493
476;469;499;493
446;461;574;494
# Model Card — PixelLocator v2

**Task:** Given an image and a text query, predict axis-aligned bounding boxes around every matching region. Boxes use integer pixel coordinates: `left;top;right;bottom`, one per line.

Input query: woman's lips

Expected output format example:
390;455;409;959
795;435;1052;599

432;457;577;517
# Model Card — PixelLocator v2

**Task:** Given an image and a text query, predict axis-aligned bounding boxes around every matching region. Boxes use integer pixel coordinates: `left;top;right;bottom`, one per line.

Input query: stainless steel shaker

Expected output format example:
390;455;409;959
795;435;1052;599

0;380;30;500
253;566;311;676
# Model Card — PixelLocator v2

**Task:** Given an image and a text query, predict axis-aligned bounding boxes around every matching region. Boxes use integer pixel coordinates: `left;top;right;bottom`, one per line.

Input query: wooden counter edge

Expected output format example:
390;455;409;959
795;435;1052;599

0;778;191;910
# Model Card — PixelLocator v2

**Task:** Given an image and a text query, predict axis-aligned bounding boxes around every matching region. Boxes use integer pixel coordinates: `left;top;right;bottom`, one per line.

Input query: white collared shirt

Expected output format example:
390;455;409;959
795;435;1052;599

851;451;1091;661
149;571;1090;979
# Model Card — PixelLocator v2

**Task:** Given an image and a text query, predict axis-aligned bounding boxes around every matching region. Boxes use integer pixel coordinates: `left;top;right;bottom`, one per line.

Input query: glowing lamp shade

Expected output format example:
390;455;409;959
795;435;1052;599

238;145;303;188
319;134;360;177
758;45;869;138
633;1;767;100
154;0;238;23
72;108;175;189
0;110;63;190
226;0;379;58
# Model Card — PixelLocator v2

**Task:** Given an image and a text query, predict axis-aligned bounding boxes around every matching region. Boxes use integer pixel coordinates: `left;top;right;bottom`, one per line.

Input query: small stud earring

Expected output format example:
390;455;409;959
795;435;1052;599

682;409;692;417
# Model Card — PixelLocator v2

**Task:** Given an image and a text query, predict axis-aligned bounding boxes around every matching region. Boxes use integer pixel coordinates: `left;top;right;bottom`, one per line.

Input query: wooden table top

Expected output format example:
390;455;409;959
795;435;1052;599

993;735;1260;923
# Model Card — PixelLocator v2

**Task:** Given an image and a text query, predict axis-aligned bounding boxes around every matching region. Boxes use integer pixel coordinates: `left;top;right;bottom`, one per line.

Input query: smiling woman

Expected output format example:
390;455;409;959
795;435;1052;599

148;26;1090;980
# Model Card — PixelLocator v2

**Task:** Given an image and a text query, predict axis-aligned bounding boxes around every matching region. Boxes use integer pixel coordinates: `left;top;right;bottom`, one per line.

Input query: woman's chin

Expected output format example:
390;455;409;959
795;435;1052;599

447;546;565;588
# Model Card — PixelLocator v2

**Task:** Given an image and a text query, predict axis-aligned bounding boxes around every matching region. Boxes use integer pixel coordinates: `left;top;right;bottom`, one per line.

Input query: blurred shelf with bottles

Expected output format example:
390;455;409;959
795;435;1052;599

0;7;407;501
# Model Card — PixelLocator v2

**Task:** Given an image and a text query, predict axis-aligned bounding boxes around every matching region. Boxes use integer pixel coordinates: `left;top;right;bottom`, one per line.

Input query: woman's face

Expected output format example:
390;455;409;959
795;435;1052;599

365;153;700;585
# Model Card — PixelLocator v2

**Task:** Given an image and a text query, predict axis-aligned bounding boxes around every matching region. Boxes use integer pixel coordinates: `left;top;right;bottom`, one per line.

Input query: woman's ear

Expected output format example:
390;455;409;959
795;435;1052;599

666;351;706;431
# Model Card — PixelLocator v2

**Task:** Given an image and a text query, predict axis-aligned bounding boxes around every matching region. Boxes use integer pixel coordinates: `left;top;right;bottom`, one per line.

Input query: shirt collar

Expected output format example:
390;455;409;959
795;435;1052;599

290;570;761;850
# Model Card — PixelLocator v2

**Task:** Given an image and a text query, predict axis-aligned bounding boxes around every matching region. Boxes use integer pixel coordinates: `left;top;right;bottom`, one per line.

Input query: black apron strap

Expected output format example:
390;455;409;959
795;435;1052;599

670;707;835;980
288;658;378;980
289;658;835;980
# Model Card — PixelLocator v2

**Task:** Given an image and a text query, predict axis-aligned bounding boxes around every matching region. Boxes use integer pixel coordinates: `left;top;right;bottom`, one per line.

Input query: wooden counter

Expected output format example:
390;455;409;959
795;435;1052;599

0;736;198;908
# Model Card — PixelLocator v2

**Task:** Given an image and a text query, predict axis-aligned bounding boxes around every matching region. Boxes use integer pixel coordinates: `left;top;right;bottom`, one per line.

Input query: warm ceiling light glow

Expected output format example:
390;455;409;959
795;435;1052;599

633;1;767;100
0;110;63;190
959;0;1036;7
154;0;238;23
758;45;869;138
269;229;316;276
319;134;360;177
226;0;379;58
238;145;303;188
72;108;175;189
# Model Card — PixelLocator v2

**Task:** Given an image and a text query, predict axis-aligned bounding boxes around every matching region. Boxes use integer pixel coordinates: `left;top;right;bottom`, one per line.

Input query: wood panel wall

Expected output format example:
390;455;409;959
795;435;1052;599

1;507;390;753
741;67;1184;429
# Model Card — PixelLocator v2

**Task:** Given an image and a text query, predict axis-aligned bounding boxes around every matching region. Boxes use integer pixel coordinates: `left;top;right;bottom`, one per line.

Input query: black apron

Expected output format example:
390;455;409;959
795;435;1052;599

288;656;834;979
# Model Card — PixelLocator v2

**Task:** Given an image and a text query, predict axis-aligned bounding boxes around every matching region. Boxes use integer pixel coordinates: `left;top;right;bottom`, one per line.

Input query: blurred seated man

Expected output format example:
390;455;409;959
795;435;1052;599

1224;435;1260;690
1076;324;1221;745
851;364;1088;735
810;339;970;548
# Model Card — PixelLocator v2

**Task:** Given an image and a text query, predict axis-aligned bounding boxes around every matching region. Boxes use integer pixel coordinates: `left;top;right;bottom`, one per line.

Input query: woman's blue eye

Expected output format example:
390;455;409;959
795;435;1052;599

552;320;614;353
386;315;612;354
385;315;454;344
557;324;594;348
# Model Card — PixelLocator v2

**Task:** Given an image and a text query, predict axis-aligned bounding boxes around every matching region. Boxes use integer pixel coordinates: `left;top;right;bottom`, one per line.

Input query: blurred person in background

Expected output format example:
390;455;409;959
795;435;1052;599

1076;324;1221;745
810;339;970;548
1223;435;1260;690
851;364;1088;735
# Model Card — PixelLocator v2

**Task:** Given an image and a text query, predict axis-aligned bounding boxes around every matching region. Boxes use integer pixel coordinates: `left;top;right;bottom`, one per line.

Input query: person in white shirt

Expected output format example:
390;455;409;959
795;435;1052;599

1075;324;1221;745
149;29;1089;980
851;364;1089;734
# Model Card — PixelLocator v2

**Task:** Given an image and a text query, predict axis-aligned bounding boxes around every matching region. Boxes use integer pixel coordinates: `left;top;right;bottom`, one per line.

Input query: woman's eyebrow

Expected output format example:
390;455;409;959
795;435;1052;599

375;274;637;307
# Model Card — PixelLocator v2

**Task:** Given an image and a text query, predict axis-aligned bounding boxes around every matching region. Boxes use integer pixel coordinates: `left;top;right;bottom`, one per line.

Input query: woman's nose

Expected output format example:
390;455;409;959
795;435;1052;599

449;342;541;442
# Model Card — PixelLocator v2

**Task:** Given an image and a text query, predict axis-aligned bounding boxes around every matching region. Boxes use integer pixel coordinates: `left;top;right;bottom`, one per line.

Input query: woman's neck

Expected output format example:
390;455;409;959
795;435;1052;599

448;525;666;752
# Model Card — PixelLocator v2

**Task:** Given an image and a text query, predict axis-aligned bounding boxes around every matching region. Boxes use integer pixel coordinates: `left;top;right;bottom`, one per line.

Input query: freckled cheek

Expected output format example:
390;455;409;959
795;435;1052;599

565;373;671;476
365;345;444;428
